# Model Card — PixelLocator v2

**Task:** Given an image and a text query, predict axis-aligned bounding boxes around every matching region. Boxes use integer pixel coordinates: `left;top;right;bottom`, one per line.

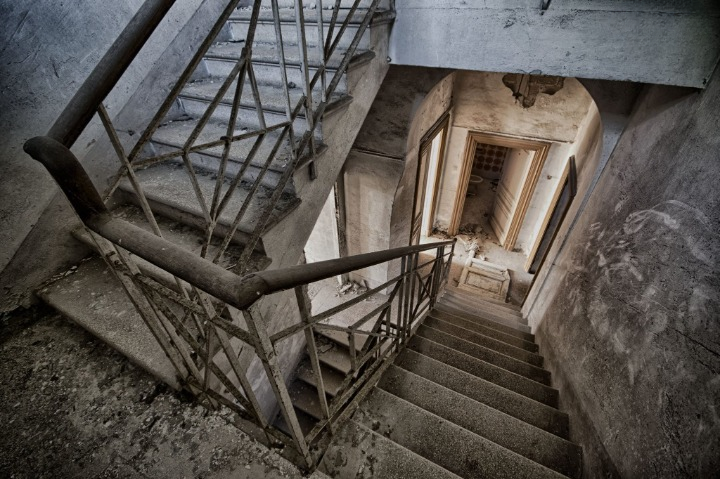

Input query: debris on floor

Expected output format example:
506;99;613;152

0;305;325;479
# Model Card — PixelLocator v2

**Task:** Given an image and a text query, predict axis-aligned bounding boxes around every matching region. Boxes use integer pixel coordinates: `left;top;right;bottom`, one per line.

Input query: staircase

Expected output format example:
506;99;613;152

316;285;584;479
37;0;393;389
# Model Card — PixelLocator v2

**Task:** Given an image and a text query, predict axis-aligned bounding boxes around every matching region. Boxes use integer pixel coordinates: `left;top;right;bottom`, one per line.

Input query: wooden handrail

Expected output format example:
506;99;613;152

24;136;455;310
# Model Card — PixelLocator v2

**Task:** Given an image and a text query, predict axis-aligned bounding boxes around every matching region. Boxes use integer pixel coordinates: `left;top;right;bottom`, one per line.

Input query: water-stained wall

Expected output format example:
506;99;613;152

528;75;720;477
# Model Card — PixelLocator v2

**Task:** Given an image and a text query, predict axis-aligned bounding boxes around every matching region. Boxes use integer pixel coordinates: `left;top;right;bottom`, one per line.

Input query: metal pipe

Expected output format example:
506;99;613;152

47;0;177;147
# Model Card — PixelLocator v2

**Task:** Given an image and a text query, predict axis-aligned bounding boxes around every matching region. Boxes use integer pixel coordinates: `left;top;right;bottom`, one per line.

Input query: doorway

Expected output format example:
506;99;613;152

410;113;449;245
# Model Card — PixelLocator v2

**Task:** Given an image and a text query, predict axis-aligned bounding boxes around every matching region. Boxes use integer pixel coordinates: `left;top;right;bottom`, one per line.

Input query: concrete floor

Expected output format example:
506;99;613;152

424;178;533;306
0;305;326;479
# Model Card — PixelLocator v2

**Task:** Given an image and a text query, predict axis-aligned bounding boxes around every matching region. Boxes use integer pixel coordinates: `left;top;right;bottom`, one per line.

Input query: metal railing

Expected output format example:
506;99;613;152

28;135;456;467
22;0;453;469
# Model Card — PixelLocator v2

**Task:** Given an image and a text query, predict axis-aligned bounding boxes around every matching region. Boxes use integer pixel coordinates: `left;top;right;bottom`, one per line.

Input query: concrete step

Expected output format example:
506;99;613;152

378;366;582;477
177;78;350;133
315;336;352;375
442;289;528;326
274;404;317;437
288;380;326;420
408;335;559;408
355;389;568;479
35;257;181;390
446;284;522;312
119;161;301;251
202;42;375;93
418;325;551;385
438;296;530;331
435;302;533;338
396;349;569;439
261;0;382;8
296;356;345;396
429;310;538;353
146;118;295;193
228;8;394;50
425;316;544;367
320;419;461;479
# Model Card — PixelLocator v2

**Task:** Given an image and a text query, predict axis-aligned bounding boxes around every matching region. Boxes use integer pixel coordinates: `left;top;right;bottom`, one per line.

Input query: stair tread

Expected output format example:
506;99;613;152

356;389;569;479
320;420;462;479
446;284;522;312
36;257;181;389
315;337;352;375
438;296;529;331
409;335;559;408
379;365;582;477
435;302;534;338
418;325;551;385
397;349;569;438
296;357;345;396
180;78;348;117
206;41;373;70
442;289;527;325
233;7;388;25
123;161;300;237
429;310;538;353
425;316;544;367
149;119;291;169
288;379;325;420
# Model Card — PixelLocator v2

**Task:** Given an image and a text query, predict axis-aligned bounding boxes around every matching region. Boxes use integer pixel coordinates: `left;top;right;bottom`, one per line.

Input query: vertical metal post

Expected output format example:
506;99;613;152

241;308;313;467
294;286;333;432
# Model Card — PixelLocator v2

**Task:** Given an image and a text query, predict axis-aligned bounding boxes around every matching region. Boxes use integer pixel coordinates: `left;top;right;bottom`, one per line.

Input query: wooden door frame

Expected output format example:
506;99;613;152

448;131;551;251
409;111;450;244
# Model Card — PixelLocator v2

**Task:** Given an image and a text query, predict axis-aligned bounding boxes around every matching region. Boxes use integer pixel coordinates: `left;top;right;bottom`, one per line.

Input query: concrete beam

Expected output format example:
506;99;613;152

389;0;720;88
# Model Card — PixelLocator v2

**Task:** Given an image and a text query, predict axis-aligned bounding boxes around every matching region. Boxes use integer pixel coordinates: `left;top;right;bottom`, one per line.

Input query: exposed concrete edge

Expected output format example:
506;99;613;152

535;322;621;479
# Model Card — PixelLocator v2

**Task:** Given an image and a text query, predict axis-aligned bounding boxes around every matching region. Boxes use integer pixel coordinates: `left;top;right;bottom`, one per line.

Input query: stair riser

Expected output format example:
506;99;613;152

261;0;379;8
357;390;568;479
425;317;543;367
434;303;534;341
430;312;538;352
397;350;570;439
409;336;559;408
177;96;320;138
443;291;526;324
203;57;348;94
439;297;530;331
419;326;551;385
445;287;522;313
227;20;370;50
148;142;291;193
379;366;582;478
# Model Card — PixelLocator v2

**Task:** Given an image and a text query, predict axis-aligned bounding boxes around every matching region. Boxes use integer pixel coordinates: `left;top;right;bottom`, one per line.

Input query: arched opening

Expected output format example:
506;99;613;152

400;71;602;305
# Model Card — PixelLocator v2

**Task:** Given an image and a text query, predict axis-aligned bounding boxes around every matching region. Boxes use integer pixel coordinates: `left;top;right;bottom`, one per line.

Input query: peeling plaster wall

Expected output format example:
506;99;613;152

389;0;720;88
0;0;219;310
528;77;720;477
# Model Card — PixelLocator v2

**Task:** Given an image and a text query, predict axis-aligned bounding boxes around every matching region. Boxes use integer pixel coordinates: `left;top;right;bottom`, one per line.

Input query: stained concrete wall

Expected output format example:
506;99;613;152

0;0;222;310
389;0;720;89
527;75;720;477
341;66;453;287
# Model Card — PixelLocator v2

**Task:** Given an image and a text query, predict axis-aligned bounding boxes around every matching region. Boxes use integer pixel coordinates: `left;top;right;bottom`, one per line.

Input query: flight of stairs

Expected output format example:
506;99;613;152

316;285;584;479
36;1;393;391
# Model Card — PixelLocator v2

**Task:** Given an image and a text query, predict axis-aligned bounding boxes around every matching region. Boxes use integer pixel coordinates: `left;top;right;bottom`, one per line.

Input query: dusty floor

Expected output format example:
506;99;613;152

0;305;324;479
426;178;533;305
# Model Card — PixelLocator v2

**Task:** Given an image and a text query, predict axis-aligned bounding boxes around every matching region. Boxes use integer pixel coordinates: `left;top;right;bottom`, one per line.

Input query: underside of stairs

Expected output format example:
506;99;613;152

315;286;584;479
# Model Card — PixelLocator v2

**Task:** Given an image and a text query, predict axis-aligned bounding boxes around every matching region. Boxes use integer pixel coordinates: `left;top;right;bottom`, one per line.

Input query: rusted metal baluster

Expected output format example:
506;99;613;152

316;0;327;103
241;308;313;468
294;0;318;179
294;286;333;433
270;0;298;154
